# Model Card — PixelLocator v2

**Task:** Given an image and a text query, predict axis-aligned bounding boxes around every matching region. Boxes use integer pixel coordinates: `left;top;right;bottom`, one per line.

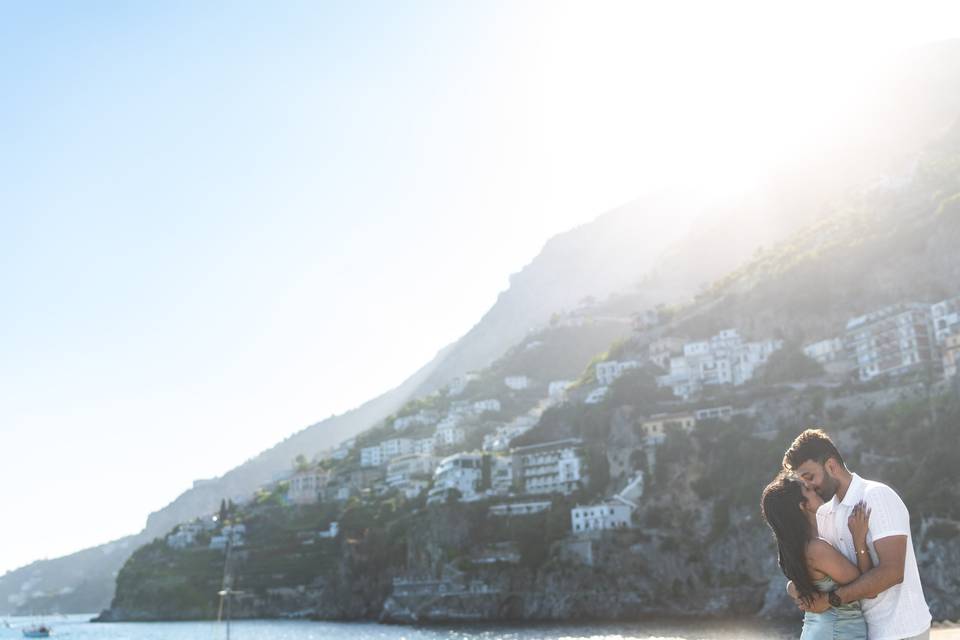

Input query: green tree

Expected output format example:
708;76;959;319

757;343;824;384
293;454;310;472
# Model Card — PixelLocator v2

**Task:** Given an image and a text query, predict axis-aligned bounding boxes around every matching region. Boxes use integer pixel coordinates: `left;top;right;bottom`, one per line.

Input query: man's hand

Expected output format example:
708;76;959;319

835;535;907;603
786;580;831;613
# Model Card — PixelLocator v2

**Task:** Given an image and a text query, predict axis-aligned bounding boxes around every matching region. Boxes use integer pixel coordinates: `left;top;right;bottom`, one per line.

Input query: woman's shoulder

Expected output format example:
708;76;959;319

805;537;836;560
804;538;837;580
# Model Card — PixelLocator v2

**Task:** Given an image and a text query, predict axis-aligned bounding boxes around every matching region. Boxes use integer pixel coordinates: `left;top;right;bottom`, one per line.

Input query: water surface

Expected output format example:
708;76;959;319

1;615;798;640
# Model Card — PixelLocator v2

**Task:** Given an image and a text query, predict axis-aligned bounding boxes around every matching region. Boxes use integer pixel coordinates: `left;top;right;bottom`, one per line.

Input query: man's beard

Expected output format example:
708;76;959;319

817;470;839;501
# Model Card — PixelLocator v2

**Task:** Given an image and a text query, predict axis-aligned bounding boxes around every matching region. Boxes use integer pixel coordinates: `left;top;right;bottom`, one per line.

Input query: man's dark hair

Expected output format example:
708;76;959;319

782;428;845;471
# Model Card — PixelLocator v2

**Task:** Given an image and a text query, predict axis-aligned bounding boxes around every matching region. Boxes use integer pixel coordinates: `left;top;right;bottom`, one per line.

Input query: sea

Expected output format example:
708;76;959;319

0;615;800;640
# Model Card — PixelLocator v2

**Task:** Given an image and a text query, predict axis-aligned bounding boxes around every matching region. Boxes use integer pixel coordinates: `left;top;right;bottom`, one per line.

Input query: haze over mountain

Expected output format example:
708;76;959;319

3;38;960;616
73;52;960;623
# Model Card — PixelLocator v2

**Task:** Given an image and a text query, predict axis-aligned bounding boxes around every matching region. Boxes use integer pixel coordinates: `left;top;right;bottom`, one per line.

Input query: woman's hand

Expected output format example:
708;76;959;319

848;500;871;545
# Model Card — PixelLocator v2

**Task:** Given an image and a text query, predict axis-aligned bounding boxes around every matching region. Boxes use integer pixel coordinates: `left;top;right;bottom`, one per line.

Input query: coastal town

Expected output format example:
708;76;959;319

134;291;960;621
261;293;960;526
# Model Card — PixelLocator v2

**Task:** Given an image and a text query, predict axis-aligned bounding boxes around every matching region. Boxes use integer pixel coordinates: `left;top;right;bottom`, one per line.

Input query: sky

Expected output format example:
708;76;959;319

2;0;960;576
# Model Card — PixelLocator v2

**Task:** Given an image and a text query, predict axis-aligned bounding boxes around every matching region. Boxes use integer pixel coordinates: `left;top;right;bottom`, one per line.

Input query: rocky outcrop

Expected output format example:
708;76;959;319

916;519;960;621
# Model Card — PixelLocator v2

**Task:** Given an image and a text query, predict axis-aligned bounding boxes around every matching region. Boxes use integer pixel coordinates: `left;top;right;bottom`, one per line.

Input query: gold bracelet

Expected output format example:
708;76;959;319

857;548;868;556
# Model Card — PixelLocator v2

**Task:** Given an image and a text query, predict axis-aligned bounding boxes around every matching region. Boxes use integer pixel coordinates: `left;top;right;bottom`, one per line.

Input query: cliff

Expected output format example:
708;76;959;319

96;385;960;624
97;88;960;623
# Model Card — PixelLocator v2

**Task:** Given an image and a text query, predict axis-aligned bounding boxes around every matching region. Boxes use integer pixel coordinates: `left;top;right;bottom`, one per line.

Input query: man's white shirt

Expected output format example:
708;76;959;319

816;473;931;640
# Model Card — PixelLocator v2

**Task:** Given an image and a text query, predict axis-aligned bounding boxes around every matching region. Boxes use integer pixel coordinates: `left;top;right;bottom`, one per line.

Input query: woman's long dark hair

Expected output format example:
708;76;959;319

760;473;817;603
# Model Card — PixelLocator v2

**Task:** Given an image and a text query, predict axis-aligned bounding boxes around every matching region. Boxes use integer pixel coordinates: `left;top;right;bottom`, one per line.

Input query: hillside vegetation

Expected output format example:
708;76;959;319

100;117;960;620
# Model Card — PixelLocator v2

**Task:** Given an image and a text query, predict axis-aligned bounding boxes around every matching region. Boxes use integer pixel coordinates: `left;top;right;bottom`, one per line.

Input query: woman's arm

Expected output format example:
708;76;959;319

807;539;861;585
807;500;874;588
848;501;873;575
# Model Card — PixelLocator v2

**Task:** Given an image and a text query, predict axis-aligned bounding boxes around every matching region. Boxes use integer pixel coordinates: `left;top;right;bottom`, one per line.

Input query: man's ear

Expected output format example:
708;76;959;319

824;457;840;477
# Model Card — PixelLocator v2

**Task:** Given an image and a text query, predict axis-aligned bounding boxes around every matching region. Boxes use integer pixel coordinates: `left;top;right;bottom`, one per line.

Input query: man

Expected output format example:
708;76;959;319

782;428;931;640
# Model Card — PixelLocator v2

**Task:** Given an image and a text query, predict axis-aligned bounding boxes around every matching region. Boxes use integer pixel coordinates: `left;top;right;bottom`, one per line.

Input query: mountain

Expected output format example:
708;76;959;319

411;40;960;395
4;38;960;617
0;353;444;616
96;123;960;622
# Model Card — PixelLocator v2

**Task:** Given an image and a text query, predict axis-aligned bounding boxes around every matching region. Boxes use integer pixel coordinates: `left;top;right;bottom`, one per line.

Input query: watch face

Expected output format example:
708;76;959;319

829;591;841;607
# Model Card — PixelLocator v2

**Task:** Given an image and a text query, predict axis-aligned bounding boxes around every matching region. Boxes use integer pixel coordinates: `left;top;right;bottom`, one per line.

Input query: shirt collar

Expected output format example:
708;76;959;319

822;472;862;513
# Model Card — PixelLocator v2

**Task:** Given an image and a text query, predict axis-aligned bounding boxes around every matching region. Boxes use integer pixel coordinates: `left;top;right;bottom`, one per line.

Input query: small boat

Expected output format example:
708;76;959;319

22;624;51;637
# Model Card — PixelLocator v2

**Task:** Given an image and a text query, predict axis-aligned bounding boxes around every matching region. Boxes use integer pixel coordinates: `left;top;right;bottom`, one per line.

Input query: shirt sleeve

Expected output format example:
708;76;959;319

866;485;911;540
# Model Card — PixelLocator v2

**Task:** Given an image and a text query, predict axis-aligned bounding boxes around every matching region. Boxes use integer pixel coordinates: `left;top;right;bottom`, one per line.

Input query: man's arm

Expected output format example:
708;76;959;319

834;535;906;603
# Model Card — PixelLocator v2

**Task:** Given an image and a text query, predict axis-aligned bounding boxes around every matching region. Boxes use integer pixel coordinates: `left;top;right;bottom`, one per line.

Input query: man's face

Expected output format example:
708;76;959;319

796;459;839;501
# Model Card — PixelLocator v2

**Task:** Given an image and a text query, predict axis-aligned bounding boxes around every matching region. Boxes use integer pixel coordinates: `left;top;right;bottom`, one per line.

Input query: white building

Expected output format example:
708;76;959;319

684;340;710;357
595;360;640;386
694;405;733;421
942;333;960;379
331;438;355;460
483;415;538;452
483;425;526;451
394;410;437;432
433;413;467;447
393;415;418;431
733;339;784;384
386;453;437;487
414;437;436;456
435;420;466;447
401;479;430;499
436;413;461;429
489;454;513;496
448;400;472;416
648;337;685;369
361;446;383;467
656;329;784;399
512;438;586;496
488;500;552;517
711;328;742;350
641;412;696;446
504;375;530;390
584;386;608;404
571;500;633;534
209;523;246;550
361;438;420;468
426;452;512;505
473;399;501;414
803;337;846;365
288;467;329;505
167;520;204;549
381;438;415;458
427;453;485;504
932;295;960;344
845;303;935;382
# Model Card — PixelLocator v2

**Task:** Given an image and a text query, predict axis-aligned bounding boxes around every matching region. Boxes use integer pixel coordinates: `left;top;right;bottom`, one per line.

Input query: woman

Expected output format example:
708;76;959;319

761;473;872;640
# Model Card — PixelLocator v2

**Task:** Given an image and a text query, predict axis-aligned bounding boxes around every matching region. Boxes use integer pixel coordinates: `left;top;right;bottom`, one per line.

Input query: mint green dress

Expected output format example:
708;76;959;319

800;576;867;640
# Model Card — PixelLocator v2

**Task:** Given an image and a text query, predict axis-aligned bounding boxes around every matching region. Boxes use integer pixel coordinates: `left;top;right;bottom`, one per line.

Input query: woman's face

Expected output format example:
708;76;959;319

800;482;824;514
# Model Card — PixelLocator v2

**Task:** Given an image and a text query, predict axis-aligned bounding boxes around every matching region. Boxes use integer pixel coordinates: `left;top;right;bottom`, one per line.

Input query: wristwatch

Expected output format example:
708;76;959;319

828;590;842;607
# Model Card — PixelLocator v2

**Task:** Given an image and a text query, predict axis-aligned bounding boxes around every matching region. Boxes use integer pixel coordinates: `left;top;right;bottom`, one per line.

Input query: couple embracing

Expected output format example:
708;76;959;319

761;429;931;640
